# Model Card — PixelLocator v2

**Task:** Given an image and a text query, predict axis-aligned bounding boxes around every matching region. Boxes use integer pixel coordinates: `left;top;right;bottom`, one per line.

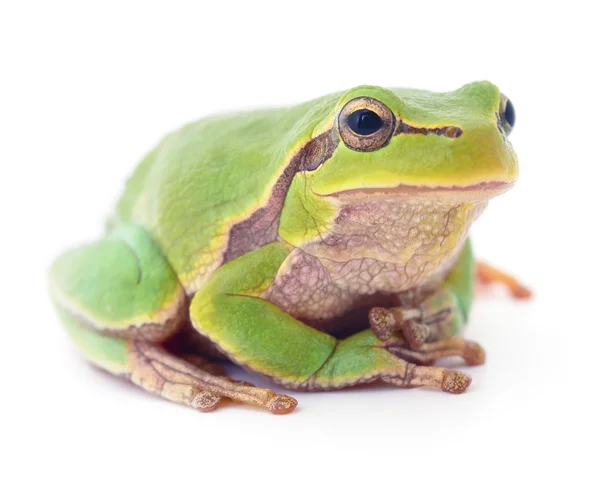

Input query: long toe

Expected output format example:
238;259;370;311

441;371;472;394
267;394;298;415
191;391;223;412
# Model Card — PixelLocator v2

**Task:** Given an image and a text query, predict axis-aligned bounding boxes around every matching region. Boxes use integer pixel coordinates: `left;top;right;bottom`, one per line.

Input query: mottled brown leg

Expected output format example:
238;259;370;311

476;261;532;299
385;336;486;367
128;341;297;414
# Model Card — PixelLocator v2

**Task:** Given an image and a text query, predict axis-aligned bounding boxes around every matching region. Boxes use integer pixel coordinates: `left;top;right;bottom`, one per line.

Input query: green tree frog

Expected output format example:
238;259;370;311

49;82;529;414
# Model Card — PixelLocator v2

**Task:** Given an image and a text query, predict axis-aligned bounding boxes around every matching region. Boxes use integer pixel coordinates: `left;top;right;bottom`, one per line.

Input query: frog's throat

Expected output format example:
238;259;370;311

264;196;486;322
302;195;486;267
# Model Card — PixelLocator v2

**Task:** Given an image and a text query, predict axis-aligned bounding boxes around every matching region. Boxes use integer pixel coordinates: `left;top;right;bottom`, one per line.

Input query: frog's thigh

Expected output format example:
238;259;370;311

49;223;186;341
190;243;472;394
51;232;298;414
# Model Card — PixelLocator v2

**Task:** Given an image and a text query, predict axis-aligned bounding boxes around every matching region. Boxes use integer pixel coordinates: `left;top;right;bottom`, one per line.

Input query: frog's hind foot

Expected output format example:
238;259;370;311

476;261;532;299
128;341;298;415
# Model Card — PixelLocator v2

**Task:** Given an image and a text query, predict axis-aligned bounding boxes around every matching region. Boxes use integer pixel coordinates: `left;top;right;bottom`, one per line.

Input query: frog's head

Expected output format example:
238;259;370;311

306;81;517;199
279;82;518;251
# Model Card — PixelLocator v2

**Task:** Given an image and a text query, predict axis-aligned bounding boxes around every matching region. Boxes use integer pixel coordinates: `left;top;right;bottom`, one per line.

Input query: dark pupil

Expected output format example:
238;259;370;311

504;98;516;128
348;109;383;135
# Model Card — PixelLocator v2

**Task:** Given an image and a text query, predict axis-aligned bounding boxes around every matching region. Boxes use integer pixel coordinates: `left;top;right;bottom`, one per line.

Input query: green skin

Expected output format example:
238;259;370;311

50;82;519;414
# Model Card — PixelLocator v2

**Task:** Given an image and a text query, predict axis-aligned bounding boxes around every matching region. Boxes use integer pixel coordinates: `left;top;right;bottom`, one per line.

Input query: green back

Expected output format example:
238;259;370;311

114;93;339;291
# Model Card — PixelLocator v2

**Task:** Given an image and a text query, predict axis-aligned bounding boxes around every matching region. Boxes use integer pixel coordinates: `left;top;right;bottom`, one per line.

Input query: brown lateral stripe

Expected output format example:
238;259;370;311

395;120;462;139
222;130;338;263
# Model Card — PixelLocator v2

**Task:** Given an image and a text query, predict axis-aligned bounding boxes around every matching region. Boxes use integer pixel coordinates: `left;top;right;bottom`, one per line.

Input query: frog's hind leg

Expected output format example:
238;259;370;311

476;261;532;299
56;307;297;414
127;340;297;414
50;223;296;414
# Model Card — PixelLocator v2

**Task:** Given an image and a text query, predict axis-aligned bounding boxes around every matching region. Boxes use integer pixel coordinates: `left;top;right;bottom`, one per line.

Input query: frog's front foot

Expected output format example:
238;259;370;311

129;341;298;415
380;362;473;394
369;306;431;349
369;306;486;367
384;336;486;367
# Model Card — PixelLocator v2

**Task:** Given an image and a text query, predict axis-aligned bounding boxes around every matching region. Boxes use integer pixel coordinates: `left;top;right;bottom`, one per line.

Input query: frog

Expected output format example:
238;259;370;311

49;81;531;415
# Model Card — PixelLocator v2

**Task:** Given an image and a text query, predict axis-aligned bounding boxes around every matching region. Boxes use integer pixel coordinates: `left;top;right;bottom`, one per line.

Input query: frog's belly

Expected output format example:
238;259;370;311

261;246;451;336
262;197;485;335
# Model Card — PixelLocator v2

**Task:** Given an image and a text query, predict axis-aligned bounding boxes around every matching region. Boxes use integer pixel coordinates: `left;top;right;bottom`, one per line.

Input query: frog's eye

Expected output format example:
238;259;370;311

499;95;516;135
338;97;395;152
348;109;383;135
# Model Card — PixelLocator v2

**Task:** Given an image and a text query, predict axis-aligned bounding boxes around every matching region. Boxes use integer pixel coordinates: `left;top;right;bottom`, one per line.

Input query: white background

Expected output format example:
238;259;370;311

1;1;598;482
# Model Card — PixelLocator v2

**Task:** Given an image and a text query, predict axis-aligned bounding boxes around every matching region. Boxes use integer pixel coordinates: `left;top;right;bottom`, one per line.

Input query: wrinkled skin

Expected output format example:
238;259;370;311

49;82;529;414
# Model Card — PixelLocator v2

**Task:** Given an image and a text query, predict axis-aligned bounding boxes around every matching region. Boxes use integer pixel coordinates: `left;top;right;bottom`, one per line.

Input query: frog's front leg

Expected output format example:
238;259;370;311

50;223;297;414
191;242;472;395
368;290;486;366
369;239;486;366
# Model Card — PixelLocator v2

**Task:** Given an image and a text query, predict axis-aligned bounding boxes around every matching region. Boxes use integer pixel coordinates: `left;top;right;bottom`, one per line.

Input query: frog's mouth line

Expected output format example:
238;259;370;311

318;181;514;201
